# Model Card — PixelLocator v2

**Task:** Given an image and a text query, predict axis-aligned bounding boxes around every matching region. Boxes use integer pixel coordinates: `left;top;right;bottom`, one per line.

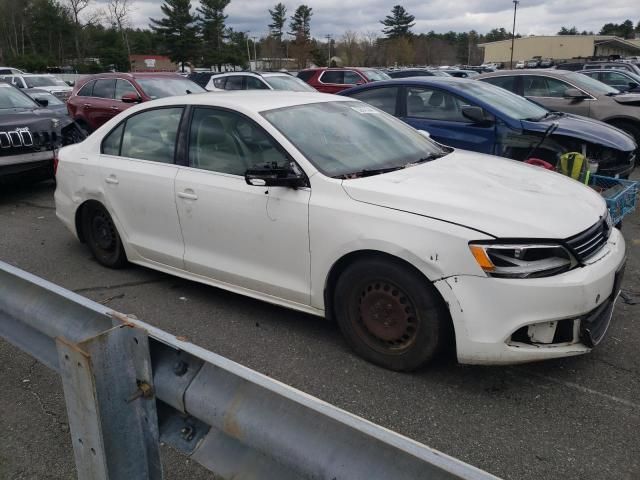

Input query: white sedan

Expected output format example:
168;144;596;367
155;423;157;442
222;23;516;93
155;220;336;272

55;91;626;370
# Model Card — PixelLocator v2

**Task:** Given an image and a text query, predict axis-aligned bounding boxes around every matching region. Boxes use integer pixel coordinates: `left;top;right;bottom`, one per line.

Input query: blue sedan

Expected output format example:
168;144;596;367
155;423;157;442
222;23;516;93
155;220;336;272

339;77;636;178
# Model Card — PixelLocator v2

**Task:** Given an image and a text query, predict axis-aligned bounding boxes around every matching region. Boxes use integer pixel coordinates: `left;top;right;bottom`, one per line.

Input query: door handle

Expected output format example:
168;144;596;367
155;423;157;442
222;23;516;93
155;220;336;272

177;191;198;201
105;175;119;185
110;106;121;111
83;103;92;108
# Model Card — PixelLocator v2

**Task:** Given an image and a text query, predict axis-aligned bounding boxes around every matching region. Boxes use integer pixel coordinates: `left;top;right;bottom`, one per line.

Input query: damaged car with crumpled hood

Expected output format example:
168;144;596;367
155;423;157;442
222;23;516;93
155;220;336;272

0;82;84;183
340;77;637;178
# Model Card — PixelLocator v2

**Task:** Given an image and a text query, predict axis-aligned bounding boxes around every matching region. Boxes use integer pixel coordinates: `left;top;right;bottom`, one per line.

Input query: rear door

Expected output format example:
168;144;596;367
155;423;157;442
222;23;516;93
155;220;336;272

87;79;117;129
98;106;185;267
523;75;591;116
400;86;496;153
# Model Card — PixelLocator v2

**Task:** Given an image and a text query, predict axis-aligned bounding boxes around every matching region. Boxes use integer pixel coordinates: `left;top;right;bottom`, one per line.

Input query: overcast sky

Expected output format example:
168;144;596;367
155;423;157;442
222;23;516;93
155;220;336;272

95;0;639;39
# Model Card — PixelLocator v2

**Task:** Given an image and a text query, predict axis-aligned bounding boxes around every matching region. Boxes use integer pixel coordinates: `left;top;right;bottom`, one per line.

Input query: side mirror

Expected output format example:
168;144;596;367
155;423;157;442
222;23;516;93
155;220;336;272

67;81;75;87
35;98;49;107
563;88;587;100
461;105;493;125
245;164;307;188
122;92;141;103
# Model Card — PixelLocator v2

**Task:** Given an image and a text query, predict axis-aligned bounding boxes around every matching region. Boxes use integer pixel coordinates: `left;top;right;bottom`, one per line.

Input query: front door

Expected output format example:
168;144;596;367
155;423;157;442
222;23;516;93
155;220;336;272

523;75;591;117
400;86;496;154
175;107;311;304
98;106;186;267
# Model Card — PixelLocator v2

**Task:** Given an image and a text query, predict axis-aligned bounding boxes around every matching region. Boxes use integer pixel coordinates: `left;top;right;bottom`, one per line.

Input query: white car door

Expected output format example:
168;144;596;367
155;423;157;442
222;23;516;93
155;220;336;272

98;106;185;267
174;107;311;304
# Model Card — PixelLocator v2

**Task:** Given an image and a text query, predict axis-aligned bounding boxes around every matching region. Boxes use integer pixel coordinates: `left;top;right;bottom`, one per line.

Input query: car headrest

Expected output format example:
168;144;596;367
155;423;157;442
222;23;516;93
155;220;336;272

428;91;445;107
407;94;424;112
197;116;227;145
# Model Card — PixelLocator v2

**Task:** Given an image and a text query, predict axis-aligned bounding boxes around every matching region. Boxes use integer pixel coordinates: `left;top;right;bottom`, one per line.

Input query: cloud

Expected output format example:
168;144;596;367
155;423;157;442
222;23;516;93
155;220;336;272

93;0;639;38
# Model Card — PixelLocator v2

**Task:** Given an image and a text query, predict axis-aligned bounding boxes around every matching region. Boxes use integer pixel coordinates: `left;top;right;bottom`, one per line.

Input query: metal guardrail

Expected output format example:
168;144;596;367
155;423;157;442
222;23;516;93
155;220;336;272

0;260;500;480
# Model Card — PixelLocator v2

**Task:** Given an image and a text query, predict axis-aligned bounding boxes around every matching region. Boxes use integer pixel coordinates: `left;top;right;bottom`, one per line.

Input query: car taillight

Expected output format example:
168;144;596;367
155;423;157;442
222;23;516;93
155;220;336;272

53;150;59;176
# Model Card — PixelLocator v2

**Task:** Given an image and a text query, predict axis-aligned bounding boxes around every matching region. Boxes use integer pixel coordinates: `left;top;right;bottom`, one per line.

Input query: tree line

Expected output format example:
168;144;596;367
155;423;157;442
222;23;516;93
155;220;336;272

1;0;639;73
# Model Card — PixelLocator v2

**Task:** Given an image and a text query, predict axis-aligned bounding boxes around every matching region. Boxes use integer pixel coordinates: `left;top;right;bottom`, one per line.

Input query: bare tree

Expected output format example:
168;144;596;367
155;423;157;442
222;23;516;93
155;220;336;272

338;30;362;66
108;0;132;60
67;0;98;61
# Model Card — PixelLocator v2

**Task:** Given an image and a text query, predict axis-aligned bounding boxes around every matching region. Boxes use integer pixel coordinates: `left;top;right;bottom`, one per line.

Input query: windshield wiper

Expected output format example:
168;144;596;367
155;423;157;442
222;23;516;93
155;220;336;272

337;153;446;179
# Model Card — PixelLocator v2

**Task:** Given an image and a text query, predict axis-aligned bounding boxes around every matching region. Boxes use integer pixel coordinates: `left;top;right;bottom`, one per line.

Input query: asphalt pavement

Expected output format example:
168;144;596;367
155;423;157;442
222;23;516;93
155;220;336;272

0;178;639;480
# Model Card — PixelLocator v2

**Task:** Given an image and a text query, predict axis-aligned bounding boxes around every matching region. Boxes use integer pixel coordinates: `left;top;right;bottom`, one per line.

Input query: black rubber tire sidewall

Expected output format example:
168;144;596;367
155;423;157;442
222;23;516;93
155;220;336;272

82;203;128;269
334;258;449;371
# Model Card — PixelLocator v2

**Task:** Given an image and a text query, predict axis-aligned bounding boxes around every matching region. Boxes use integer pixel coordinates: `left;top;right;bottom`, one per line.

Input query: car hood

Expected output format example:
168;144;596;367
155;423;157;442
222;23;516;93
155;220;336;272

520;114;636;151
0;107;71;127
32;86;72;93
341;150;605;239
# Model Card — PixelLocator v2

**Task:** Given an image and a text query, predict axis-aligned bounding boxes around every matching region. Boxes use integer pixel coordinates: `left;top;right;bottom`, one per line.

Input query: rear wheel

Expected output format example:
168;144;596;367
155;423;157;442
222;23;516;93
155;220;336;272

81;203;127;269
333;258;450;371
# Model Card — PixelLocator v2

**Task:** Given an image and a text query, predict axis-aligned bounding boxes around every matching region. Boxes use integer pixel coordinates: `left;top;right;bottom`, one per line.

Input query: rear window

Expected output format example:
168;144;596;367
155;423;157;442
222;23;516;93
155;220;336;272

481;76;517;92
77;80;95;97
297;70;315;82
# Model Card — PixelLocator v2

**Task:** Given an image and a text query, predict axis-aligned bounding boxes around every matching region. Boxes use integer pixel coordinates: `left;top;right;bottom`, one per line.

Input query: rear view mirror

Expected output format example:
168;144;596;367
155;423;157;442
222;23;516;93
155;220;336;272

35;98;49;107
122;92;141;103
245;164;307;188
461;105;494;125
563;88;587;100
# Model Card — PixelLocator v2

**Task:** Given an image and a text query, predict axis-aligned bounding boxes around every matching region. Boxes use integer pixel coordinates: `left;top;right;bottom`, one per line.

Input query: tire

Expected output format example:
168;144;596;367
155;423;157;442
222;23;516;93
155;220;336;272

333;258;450;371
81;203;128;269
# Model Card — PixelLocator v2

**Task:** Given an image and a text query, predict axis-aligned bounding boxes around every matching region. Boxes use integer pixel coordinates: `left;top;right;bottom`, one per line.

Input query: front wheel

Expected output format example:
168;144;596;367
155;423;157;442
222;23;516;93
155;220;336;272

333;258;450;371
81;203;128;269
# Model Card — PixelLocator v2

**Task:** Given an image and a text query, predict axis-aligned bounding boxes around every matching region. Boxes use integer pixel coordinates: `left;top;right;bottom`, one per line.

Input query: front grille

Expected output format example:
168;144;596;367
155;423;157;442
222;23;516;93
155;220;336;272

0;129;57;157
565;217;610;262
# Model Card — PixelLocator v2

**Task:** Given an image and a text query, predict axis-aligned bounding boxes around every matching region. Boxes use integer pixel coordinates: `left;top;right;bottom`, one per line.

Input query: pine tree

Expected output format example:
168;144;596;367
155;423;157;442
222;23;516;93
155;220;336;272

289;5;313;40
268;3;287;40
149;0;199;71
197;0;230;67
380;5;415;39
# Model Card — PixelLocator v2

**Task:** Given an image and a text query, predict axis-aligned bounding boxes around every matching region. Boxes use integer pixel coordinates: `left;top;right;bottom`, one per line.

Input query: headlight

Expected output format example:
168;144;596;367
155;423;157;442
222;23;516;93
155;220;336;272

469;243;576;278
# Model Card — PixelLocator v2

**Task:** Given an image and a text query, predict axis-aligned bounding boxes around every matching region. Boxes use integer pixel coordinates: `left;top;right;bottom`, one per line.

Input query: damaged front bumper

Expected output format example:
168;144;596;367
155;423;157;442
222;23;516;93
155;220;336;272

435;228;626;365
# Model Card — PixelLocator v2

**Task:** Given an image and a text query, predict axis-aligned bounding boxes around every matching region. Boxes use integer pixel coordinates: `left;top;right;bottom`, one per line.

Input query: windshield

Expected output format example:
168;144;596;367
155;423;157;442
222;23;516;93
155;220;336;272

565;72;620;95
25;76;64;88
262;100;446;178
456;80;549;120
28;91;64;105
0;85;39;109
137;77;206;99
363;70;391;82
264;75;316;92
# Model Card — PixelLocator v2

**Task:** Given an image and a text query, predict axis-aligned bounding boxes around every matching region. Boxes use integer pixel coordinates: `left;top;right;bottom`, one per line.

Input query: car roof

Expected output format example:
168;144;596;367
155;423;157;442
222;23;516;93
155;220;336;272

477;69;573;78
130;90;352;113
82;72;183;80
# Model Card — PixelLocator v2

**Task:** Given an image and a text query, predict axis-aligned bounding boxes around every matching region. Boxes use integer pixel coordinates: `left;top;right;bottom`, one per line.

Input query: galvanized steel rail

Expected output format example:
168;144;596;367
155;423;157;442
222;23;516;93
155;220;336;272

0;260;499;480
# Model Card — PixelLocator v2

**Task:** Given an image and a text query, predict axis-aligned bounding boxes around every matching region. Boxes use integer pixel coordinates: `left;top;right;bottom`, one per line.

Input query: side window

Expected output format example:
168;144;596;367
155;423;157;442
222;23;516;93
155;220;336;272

224;76;244;90
523;76;571;97
77;80;95;97
188;107;289;176
115;79;137;100
101;123;124;155
349;87;399;115
92;79;116;99
601;71;628;86
120;107;183;163
246;76;270;90
212;77;227;89
405;87;471;122
481;76;516;92
343;71;362;85
320;71;344;84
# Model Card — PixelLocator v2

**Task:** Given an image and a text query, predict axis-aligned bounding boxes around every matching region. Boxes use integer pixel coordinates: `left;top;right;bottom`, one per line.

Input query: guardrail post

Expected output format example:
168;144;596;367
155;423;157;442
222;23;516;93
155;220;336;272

56;324;162;480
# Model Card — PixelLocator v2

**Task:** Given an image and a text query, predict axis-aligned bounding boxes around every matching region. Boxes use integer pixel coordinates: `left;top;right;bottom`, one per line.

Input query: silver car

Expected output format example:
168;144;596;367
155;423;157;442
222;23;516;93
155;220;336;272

477;69;640;146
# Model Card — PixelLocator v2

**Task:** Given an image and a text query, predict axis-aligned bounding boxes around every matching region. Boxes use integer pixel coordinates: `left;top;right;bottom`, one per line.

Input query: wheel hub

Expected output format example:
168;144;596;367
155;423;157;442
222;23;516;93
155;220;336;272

359;282;416;346
92;215;115;250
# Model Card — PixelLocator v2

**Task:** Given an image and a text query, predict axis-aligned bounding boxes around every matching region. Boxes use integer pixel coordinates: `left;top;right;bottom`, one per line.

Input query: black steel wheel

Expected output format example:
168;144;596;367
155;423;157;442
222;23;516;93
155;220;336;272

334;257;450;371
82;203;127;269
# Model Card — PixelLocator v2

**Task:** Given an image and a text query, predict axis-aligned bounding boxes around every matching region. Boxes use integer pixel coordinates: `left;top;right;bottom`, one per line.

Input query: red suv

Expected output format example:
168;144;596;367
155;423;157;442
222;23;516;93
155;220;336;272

67;72;206;132
297;67;390;94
